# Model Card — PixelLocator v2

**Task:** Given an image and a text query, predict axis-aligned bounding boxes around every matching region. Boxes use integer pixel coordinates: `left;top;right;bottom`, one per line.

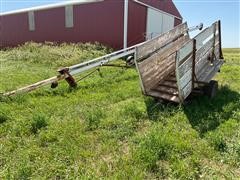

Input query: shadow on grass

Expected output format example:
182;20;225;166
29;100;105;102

144;97;179;122
144;85;240;136
183;85;240;136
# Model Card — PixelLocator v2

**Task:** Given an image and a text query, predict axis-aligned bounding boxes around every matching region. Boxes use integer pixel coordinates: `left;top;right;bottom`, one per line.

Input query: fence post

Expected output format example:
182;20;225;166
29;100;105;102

218;20;224;59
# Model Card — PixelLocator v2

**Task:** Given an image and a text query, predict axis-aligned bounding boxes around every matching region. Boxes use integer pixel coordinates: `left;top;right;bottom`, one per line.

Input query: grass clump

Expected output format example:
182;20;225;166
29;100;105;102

14;163;32;180
207;134;227;152
121;101;146;120
2;42;111;67
83;107;105;131
134;131;172;171
30;113;48;134
0;113;8;124
133;122;204;179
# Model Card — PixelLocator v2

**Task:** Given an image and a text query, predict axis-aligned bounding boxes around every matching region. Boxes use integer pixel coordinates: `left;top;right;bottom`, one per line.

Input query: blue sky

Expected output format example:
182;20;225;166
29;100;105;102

174;0;240;48
1;0;239;48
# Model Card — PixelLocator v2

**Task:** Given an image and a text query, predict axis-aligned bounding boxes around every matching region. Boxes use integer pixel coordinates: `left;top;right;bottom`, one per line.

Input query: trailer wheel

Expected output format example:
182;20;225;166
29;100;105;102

204;80;218;98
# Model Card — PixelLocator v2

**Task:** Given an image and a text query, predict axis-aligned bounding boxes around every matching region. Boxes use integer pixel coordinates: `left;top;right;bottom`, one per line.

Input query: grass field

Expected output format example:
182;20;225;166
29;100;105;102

0;43;239;179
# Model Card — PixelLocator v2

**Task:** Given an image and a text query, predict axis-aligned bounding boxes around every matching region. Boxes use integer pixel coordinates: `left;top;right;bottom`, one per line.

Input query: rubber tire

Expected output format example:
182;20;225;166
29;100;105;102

204;80;218;99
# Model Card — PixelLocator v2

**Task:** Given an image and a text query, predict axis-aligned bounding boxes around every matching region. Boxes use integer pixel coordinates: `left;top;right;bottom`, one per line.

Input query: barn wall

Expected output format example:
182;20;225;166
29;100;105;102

0;0;182;49
73;0;124;49
1;13;29;47
139;0;182;19
174;18;182;26
34;7;65;43
0;0;124;49
127;0;147;47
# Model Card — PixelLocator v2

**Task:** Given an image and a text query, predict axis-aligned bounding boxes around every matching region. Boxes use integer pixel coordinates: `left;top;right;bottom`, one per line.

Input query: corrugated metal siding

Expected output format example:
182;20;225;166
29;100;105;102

0;0;182;49
0;1;124;49
127;0;147;47
1;13;30;47
73;0;124;49
34;7;65;43
174;18;182;26
139;0;182;19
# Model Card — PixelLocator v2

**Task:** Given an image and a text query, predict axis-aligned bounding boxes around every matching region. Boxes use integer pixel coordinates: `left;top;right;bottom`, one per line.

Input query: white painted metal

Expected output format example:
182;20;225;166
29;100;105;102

28;11;35;31
194;24;215;50
182;81;192;98
162;13;174;34
65;5;74;28
0;0;104;16
146;8;163;40
123;0;129;49
133;0;182;20
178;57;193;78
69;44;138;70
196;37;214;61
175;39;194;101
175;51;184;102
178;40;193;63
69;49;136;75
179;69;192;89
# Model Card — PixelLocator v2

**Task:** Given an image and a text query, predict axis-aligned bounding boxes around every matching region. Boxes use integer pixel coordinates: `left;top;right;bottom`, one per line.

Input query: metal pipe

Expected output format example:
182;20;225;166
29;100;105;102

124;0;129;49
69;49;135;75
69;46;136;70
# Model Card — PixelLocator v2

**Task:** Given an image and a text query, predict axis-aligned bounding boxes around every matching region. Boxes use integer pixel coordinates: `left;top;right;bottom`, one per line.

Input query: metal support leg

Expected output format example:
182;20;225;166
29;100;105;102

58;68;77;88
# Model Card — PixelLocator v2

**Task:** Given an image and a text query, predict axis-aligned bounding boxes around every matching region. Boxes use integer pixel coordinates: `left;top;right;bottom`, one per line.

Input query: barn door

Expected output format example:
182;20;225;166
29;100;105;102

146;8;174;40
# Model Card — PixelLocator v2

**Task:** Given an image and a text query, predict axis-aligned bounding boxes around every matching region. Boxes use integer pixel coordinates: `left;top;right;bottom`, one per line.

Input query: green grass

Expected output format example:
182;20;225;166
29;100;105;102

0;43;239;179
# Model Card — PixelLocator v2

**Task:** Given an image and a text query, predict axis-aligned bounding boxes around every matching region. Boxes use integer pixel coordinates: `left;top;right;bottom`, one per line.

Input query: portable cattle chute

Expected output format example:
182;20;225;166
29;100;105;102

135;20;224;103
2;20;224;104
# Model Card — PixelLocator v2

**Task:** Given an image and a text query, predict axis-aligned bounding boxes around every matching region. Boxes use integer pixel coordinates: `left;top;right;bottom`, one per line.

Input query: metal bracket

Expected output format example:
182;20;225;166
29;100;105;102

58;67;77;88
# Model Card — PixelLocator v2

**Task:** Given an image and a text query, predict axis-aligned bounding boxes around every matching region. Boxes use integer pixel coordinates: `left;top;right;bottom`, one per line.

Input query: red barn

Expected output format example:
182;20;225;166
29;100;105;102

0;0;182;49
